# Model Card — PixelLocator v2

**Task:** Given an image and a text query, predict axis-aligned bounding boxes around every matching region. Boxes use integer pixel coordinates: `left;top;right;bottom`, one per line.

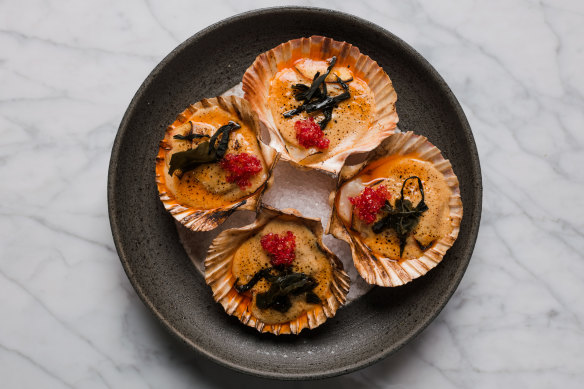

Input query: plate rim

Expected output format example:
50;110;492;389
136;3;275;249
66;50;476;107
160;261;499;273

108;6;482;380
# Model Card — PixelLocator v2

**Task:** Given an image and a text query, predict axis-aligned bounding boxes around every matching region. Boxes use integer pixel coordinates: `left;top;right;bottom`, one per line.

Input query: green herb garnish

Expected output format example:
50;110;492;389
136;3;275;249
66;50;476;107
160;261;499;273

234;268;320;313
372;176;429;257
283;57;351;131
168;121;240;177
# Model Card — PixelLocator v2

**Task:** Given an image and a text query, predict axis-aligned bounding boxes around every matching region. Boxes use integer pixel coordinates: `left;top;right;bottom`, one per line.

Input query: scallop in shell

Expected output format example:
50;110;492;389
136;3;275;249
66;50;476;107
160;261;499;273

205;206;350;335
242;35;398;175
328;132;463;287
155;96;278;231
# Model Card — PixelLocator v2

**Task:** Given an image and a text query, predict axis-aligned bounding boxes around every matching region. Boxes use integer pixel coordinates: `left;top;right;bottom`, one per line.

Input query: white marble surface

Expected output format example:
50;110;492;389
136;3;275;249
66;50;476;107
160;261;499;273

1;0;583;387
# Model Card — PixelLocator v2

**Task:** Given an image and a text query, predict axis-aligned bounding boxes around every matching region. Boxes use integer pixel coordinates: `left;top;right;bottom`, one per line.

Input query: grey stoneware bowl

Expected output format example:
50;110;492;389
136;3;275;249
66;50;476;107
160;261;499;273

108;7;482;380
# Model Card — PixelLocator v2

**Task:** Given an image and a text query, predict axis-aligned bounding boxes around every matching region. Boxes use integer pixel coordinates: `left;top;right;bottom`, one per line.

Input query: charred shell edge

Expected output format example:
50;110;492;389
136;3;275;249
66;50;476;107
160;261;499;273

242;35;399;176
327;132;463;287
155;95;279;231
204;205;350;335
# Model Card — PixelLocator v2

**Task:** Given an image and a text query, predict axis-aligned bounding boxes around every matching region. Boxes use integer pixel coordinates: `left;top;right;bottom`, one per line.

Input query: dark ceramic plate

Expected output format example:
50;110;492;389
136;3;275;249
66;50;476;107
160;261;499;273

108;7;481;380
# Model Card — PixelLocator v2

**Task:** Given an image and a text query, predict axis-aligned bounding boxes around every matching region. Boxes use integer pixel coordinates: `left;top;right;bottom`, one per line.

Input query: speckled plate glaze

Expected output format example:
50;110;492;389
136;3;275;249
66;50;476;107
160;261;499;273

108;7;482;380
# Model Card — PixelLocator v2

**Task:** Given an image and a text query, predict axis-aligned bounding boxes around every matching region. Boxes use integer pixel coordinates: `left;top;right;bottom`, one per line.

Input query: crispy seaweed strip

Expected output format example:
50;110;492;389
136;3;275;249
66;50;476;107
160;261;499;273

321;76;328;98
173;133;210;141
236;268;320;313
304;75;351;113
234;268;275;293
292;83;310;101
283;59;352;133
301;56;336;101
168;141;214;177
415;239;435;251
255;272;319;313
318;107;334;131
208;121;241;158
283;75;316;117
303;92;350;113
372;176;429;257
336;75;352;90
173;122;211;141
305;291;322;304
168;121;240;177
293;72;322;101
283;105;306;118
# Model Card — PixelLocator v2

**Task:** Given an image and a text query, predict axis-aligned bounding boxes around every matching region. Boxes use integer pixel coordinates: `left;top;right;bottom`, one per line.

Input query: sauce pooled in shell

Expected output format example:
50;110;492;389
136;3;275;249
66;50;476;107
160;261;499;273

231;219;333;325
268;58;374;164
163;106;268;209
337;154;453;261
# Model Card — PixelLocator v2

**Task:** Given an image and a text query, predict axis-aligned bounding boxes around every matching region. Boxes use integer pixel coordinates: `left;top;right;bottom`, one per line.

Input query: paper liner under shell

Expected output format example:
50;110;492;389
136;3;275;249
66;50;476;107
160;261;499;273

205;206;350;335
328;132;463;287
242;35;399;175
155;96;279;231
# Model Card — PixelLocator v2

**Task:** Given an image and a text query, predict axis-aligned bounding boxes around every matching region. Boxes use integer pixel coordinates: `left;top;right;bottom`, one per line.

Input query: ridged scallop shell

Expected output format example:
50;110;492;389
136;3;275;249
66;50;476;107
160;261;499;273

205;206;350;335
155;96;279;231
328;132;463;287
242;35;399;175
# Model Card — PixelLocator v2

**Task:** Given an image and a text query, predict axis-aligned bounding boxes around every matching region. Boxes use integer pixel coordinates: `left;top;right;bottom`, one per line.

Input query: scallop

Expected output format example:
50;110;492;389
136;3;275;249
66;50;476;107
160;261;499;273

328;132;463;287
242;35;399;175
155;96;279;231
294;58;353;82
205;206;350;335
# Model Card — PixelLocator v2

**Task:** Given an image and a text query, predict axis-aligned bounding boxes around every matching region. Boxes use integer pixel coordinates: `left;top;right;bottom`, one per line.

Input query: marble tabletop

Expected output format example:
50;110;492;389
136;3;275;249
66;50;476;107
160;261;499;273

1;0;583;387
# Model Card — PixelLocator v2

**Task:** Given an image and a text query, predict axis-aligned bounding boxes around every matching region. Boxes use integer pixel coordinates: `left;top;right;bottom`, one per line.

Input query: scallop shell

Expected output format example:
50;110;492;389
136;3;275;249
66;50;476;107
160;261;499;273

205;206;350;335
242;35;399;175
155;96;279;231
328;132;463;287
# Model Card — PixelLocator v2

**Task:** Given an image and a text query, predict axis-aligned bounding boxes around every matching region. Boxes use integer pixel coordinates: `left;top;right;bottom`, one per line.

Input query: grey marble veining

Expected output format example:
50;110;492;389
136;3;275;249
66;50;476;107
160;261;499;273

1;0;583;387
